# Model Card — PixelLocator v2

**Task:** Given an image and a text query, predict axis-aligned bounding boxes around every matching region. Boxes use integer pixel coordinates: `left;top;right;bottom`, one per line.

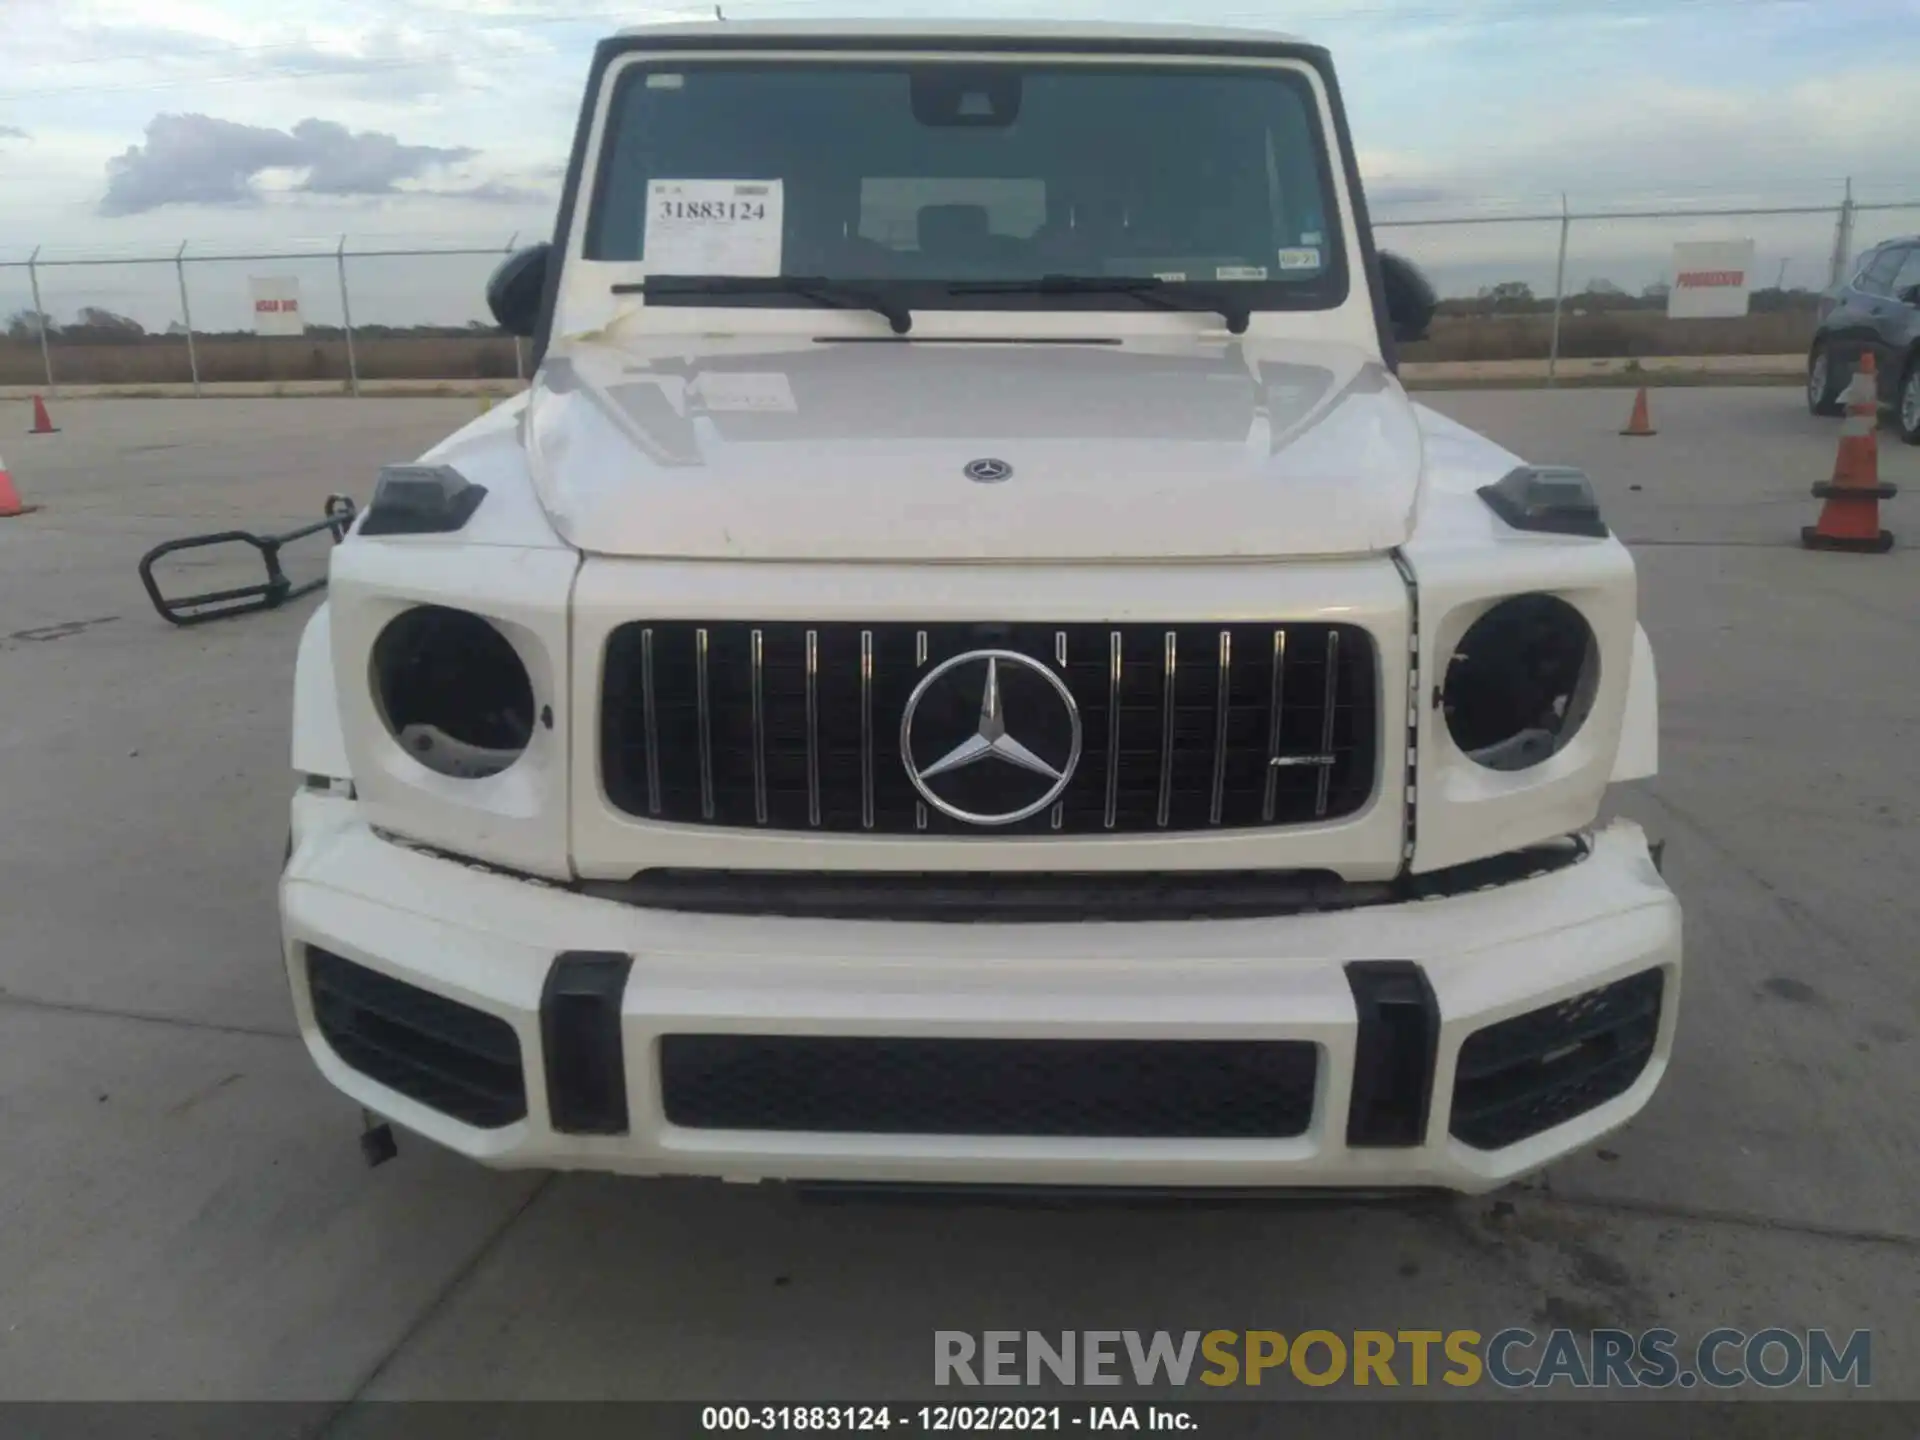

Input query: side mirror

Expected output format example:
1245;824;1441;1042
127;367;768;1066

1899;283;1920;308
1378;250;1437;344
487;242;552;338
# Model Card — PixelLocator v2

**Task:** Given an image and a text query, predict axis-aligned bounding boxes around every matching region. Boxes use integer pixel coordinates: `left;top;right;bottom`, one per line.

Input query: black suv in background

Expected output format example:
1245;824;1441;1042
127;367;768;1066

1808;236;1920;443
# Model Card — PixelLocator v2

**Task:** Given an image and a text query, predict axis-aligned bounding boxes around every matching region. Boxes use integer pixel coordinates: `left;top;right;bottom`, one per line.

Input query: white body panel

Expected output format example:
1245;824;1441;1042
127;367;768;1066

1611;625;1660;784
615;20;1306;44
285;802;1679;1191
1402;404;1642;872
291;605;351;780
525;338;1419;561
328;540;578;879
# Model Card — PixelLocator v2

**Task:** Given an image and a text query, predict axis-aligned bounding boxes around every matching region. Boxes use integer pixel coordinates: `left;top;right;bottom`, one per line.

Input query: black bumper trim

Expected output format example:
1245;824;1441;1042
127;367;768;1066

541;951;635;1135
1343;961;1439;1148
577;837;1593;924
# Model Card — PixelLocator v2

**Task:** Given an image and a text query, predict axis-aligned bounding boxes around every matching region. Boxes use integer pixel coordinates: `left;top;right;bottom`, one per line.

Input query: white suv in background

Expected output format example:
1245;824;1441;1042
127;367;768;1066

282;20;1679;1194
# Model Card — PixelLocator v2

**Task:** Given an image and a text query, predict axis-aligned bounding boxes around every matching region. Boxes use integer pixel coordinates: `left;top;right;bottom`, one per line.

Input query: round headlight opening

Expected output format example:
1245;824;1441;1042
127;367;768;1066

1443;594;1599;772
371;606;534;779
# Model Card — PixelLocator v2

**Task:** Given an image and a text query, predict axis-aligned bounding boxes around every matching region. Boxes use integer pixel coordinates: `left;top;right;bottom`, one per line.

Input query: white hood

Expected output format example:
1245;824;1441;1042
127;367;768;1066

523;333;1423;561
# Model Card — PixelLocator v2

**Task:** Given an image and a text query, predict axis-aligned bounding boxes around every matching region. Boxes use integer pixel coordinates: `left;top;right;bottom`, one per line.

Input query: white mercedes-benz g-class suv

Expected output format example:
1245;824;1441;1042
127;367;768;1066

282;19;1679;1193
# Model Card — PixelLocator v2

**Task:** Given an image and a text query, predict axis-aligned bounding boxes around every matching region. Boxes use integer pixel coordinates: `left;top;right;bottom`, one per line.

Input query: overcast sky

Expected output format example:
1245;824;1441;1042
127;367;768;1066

2;0;1918;328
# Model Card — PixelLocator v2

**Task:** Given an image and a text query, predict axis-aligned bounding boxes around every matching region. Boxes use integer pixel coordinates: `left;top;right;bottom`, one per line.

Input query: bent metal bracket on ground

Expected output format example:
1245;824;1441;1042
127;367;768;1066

137;495;357;627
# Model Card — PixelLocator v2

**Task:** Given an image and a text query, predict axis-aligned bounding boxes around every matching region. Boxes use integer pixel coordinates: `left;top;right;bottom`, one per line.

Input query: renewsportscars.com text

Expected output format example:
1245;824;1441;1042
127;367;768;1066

934;1328;1871;1390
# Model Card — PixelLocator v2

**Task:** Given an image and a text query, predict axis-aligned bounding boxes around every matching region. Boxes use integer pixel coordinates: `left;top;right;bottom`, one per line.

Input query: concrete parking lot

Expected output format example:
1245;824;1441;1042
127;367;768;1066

1;386;1916;1405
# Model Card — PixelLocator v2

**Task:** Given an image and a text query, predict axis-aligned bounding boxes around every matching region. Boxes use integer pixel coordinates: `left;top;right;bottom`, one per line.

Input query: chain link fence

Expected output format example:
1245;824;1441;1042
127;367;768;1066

0;236;529;393
1376;189;1920;375
4;188;1919;391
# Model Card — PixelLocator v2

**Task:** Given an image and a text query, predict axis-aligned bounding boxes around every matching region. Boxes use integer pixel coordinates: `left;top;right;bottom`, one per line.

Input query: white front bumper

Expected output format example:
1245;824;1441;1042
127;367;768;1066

280;799;1680;1193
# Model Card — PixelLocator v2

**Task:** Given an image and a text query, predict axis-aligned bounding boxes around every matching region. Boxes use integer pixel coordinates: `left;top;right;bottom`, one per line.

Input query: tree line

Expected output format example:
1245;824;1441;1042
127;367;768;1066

4;307;510;344
1440;278;1823;317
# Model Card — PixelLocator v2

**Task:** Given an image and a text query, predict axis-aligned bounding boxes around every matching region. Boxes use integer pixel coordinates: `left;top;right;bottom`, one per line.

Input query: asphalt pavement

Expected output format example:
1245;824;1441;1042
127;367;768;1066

0;386;1914;1407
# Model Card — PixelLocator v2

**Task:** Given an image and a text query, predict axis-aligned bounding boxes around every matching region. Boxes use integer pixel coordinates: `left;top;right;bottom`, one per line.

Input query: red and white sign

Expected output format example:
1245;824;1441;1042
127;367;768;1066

1667;241;1755;319
249;276;305;336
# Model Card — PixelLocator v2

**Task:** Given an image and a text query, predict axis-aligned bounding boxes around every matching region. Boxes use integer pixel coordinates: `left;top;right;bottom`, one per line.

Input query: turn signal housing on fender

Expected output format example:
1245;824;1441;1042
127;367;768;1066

1478;465;1608;538
359;464;488;537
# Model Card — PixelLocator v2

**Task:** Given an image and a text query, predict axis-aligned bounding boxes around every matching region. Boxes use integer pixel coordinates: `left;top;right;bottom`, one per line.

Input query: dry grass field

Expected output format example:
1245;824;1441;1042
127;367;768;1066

0;309;1817;387
0;334;524;387
1403;308;1816;364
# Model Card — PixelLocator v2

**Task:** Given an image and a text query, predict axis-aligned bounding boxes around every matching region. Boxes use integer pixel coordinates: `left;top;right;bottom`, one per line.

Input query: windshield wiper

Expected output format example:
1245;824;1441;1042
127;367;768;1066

947;275;1252;334
613;276;912;334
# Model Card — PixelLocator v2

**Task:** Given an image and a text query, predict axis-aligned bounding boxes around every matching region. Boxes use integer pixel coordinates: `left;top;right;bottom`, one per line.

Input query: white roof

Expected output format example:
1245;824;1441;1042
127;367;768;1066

614;18;1307;46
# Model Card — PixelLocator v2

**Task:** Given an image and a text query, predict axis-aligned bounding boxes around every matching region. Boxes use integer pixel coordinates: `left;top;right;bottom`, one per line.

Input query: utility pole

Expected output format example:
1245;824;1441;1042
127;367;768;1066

1546;192;1569;387
1828;177;1855;289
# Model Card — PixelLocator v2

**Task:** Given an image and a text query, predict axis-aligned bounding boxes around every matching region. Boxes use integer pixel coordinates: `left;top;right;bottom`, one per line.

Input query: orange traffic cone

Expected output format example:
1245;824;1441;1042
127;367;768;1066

29;394;59;435
1802;352;1896;553
1620;386;1656;437
0;451;38;518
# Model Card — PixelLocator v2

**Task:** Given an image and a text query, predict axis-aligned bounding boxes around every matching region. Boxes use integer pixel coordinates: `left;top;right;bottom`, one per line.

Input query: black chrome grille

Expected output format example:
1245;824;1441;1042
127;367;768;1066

307;948;527;1129
659;1034;1320;1138
1450;969;1665;1151
601;621;1377;836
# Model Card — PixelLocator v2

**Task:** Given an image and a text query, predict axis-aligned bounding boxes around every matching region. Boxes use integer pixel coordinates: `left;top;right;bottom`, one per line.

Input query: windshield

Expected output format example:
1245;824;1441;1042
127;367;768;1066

586;60;1346;313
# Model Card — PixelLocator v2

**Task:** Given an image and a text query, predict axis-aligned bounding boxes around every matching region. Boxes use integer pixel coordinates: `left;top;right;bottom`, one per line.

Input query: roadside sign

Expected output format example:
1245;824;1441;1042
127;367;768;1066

249;277;305;336
1667;241;1755;319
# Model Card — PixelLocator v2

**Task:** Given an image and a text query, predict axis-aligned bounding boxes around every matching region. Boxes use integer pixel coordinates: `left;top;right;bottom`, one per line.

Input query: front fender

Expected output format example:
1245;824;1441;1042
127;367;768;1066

1610;624;1658;783
292;603;352;781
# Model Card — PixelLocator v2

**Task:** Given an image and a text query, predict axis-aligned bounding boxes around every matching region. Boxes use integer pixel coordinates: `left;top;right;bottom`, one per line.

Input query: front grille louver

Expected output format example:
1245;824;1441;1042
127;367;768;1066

601;621;1377;837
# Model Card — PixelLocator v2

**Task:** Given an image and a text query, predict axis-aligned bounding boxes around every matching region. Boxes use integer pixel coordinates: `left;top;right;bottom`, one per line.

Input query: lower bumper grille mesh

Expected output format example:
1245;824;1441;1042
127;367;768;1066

1450;968;1664;1150
660;1034;1319;1138
307;948;527;1129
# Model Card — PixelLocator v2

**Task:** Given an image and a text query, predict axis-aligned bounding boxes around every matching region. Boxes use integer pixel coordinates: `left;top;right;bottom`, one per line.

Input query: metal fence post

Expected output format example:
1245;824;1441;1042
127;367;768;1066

174;240;201;397
336;234;360;397
1547;193;1569;386
27;246;55;394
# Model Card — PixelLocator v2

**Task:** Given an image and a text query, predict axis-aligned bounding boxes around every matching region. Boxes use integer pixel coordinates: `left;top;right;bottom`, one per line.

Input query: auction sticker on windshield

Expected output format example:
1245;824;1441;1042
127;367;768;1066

643;179;785;276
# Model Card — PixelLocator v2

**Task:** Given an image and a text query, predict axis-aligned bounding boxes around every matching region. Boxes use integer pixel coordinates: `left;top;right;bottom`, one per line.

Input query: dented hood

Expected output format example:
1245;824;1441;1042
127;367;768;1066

523;333;1423;561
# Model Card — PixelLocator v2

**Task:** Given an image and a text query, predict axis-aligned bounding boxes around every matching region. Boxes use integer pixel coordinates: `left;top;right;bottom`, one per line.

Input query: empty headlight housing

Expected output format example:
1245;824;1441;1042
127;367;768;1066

1442;594;1600;772
370;606;534;779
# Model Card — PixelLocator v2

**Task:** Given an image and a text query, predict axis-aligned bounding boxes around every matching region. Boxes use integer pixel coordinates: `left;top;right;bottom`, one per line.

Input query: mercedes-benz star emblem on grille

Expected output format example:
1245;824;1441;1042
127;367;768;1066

964;457;1013;483
900;649;1083;826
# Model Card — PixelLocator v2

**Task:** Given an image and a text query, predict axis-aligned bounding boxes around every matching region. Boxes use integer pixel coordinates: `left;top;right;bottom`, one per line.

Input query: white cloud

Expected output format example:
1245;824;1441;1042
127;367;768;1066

98;113;478;215
1362;63;1920;218
4;0;1918;307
